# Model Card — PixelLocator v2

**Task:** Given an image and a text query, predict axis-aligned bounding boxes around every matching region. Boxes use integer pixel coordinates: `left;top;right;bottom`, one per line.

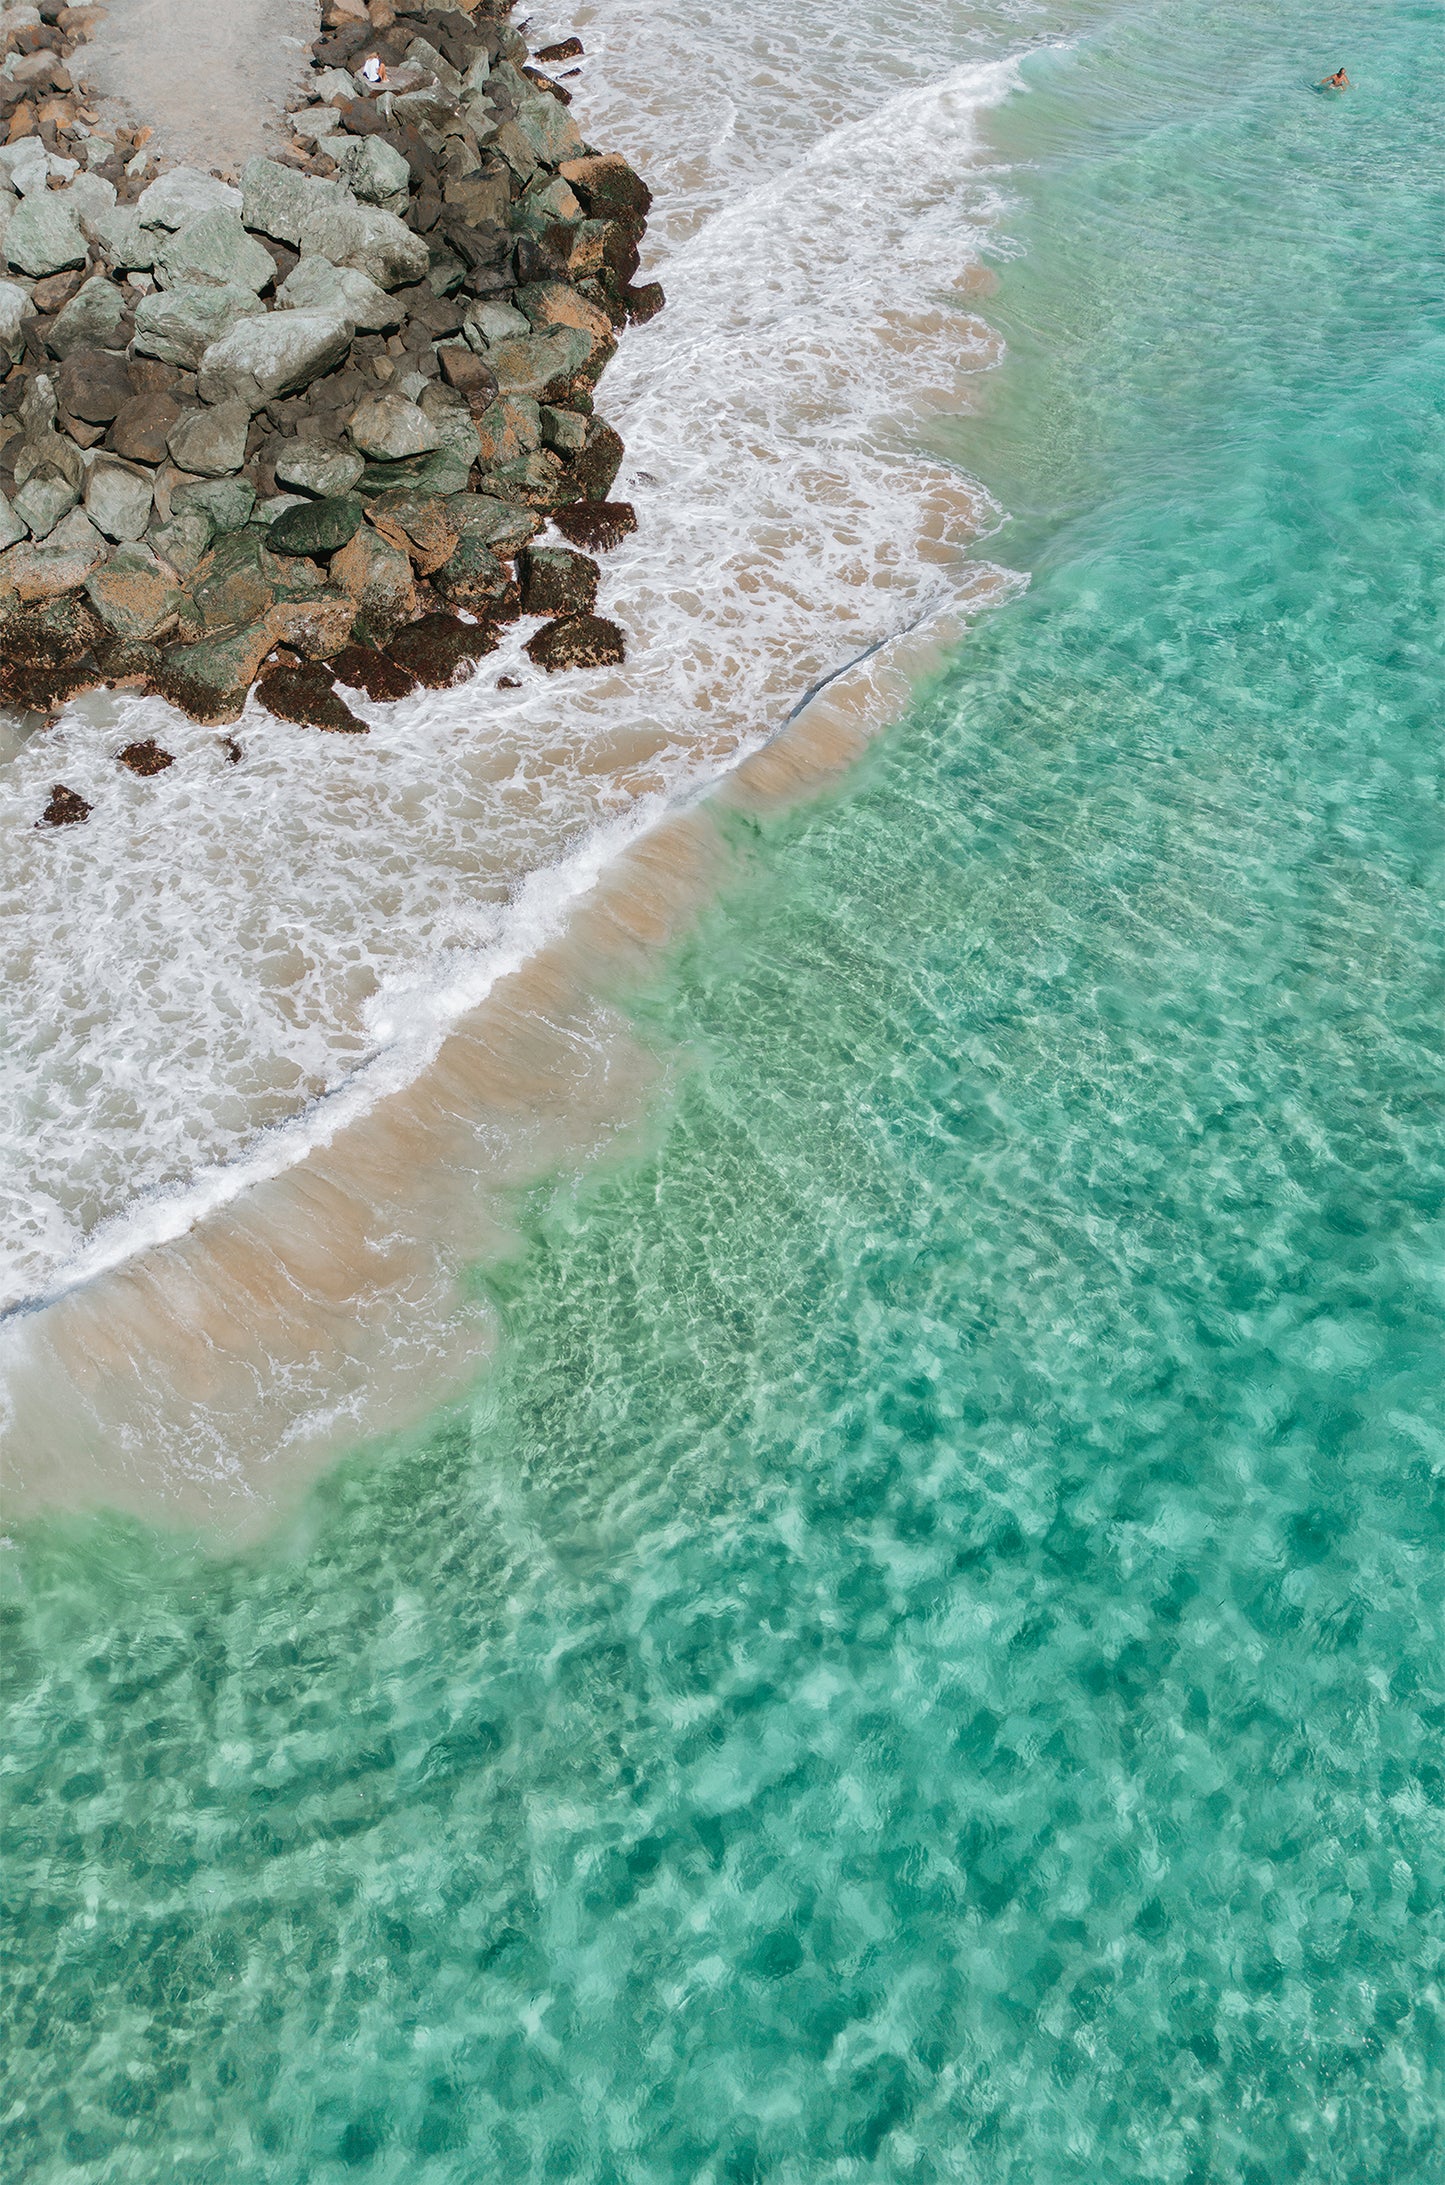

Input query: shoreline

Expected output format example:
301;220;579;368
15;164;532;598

0;0;662;775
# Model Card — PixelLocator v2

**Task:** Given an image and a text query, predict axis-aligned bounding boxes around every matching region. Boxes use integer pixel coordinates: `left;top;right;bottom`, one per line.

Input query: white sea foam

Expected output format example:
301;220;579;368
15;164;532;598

0;10;1029;1325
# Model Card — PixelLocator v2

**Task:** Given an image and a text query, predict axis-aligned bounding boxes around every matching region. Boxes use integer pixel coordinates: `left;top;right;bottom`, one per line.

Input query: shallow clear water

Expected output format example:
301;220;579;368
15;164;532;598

3;0;1444;2177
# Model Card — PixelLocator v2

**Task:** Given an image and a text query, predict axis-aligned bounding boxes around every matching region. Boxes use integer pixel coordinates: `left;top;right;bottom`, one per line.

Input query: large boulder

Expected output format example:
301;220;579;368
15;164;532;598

276;256;401;332
238;158;337;247
136;167;243;231
347;393;440;462
474;395;540;466
265;588;358;658
329;524;415;636
12;465;78;539
195;310;353;408
273;442;364;499
110;389;183;464
328;134;411;206
432;534;518;618
365;490;458;576
170;476;256;533
514;91;584;166
147;510;212;576
88;206;157;270
571;418;626;502
0;276;31;363
515;279;611;350
299;197;430;291
5;193;86;278
84;458;154;542
255;661;366;731
552;499;638;553
58;346;134;425
1;508;108;599
386;612;497;689
156;621;274;721
267;494;365;557
448;493;542;553
558;155;653;230
156;211;277;295
524;612;626;672
166;400;252;479
483;326;592;398
518;545;599;618
134;284;267;369
328;643;418;700
178;530;276;636
85;544;183;641
0;491;25;551
46;276;126;361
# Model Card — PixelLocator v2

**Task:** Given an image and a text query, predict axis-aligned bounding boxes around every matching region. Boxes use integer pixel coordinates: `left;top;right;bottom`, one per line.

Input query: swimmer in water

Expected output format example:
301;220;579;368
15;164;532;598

1320;67;1350;87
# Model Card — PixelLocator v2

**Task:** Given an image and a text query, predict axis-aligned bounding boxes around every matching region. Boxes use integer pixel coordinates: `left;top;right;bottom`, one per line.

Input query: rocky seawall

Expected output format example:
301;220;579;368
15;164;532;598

0;0;662;818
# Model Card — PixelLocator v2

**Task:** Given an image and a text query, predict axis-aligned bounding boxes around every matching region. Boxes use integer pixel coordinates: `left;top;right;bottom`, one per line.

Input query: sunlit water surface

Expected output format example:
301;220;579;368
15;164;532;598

3;0;1443;2178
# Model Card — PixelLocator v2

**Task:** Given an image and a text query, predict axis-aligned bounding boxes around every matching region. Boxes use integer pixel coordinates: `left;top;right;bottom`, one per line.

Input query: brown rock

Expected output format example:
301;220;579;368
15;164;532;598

59;413;105;448
330;524;416;637
436;343;498;405
385;611;498;690
220;735;243;763
365;489;459;577
535;36;583;61
38;782;91;826
266;589;358;659
0;593;106;669
328;642;418;701
569;418;624;503
524;612;626;673
256;662;367;733
552;500;637;553
497;673;521;688
30;268;84;317
116;737;173;776
625;281;666;325
557;154;652;231
518;543;598;618
432;534;518;619
110;390;184;466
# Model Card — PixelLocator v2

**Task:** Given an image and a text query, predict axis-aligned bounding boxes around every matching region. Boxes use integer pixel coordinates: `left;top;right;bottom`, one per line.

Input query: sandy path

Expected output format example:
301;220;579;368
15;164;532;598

76;0;323;175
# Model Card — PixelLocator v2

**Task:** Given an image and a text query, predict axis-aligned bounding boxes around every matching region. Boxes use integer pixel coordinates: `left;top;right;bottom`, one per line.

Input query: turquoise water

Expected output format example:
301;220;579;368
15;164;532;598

5;2;1445;2177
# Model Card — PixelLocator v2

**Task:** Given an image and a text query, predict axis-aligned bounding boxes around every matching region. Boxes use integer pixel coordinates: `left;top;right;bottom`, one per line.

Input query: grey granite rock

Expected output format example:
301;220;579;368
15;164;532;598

147;509;212;576
166;399;252;478
464;298;530;349
156;211;277;295
12;465;79;539
483;325;592;397
46;276;126;361
272;441;365;498
347;392;441;462
540;402;587;454
84;457;155;543
84;543;182;640
299;197;430;292
195;309;353;408
328;134;410;206
5;194;87;278
276;256;402;332
135;167;243;232
170;476;256;533
87;206;157;270
514;92;585;167
448;493;543;552
0;489;25;549
133;284;268;369
0;276;31;362
239;159;340;248
2;507;107;599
